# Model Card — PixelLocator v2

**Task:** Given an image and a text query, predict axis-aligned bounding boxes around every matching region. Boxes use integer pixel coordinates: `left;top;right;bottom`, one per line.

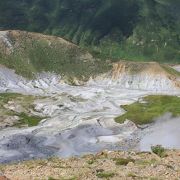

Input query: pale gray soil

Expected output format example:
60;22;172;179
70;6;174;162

0;66;179;163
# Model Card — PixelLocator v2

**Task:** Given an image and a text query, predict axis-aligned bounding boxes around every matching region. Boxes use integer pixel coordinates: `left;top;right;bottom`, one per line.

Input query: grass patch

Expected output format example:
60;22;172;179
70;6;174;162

16;112;44;127
96;171;115;179
0;93;45;127
0;93;25;103
61;177;77;180
136;158;157;166
115;95;180;125
0;93;35;106
48;177;77;180
113;157;135;166
127;173;139;178
87;159;95;165
48;177;58;180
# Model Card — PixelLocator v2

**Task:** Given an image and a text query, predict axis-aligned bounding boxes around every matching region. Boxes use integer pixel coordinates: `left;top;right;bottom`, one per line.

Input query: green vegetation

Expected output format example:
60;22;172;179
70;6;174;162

136;158;157;166
113;157;135;166
48;177;77;180
161;64;180;76
115;95;180;125
0;93;45;127
0;31;111;79
127;173;139;178
16;112;43;127
0;0;179;63
61;177;77;180
87;159;95;165
96;171;115;179
0;93;23;103
151;145;167;158
0;93;34;111
48;177;57;180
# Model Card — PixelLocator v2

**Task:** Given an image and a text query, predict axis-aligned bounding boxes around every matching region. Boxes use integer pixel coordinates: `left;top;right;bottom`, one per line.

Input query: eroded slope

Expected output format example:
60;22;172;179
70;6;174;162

90;61;180;91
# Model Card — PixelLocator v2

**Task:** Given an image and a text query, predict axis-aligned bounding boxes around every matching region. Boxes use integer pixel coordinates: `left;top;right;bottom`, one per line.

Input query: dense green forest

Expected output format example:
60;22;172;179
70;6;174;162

0;0;180;62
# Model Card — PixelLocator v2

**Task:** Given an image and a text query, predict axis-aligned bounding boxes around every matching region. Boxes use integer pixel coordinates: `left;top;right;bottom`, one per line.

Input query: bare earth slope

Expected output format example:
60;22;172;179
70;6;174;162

90;61;180;91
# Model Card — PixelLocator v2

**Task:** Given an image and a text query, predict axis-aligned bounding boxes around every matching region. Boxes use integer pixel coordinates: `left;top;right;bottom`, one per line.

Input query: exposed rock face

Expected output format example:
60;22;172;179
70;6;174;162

0;31;13;55
0;175;9;180
0;61;179;93
0;66;62;94
90;61;180;91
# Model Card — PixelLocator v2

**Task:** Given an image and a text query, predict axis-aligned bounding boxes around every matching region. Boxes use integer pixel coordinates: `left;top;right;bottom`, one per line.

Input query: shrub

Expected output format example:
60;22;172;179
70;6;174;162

151;145;166;158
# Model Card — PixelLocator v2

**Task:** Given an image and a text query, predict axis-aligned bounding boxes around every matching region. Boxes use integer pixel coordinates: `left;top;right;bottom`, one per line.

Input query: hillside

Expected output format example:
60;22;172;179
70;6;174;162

0;30;179;88
90;61;180;91
0;30;109;79
1;150;180;180
0;0;179;62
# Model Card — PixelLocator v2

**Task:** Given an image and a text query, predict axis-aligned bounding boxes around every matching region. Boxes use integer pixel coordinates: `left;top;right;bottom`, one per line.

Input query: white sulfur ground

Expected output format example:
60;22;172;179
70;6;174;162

0;85;149;163
172;65;180;72
0;66;179;163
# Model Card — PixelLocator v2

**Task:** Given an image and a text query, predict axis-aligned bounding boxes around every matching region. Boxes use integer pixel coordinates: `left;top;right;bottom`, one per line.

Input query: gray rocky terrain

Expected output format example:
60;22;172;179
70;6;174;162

0;64;179;163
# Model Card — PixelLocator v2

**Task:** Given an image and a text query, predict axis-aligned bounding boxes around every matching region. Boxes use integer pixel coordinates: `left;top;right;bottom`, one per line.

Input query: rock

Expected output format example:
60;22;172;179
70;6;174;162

127;162;134;167
0;175;9;180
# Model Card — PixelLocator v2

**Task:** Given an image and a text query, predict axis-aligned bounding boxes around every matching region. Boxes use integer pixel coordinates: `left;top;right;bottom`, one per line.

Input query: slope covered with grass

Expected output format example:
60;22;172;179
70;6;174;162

115;95;180;125
0;30;110;79
0;0;179;62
